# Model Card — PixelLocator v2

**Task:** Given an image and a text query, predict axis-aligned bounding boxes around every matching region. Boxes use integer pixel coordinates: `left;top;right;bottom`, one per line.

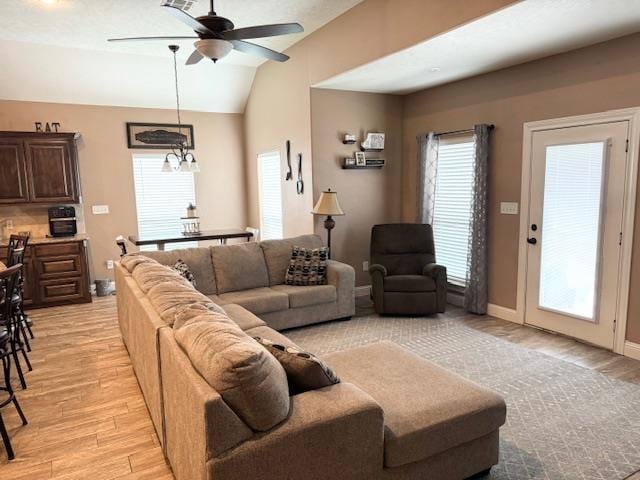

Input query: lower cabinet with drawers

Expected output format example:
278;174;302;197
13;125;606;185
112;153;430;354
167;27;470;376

20;239;92;308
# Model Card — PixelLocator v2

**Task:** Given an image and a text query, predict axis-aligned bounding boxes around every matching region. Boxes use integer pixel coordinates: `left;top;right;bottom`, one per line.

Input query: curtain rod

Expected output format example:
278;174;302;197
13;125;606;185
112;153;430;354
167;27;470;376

431;124;495;137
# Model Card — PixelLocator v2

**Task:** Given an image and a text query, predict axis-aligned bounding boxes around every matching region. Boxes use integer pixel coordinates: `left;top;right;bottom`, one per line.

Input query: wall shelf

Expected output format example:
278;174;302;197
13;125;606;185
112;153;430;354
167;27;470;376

342;165;384;170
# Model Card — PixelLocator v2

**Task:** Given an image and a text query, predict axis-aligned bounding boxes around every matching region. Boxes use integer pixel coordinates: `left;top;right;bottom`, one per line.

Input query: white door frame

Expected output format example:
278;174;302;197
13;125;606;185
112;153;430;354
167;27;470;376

516;107;640;354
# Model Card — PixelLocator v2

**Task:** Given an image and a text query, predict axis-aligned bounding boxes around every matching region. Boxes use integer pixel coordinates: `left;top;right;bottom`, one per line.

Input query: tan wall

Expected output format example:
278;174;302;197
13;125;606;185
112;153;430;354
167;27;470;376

243;0;515;240
310;89;403;286
401;33;640;343
0;100;246;281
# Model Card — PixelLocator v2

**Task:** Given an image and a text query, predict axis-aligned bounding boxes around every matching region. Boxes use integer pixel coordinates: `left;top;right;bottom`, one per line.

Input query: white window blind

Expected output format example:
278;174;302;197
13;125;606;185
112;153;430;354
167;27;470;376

132;154;196;251
258;151;283;240
432;139;475;286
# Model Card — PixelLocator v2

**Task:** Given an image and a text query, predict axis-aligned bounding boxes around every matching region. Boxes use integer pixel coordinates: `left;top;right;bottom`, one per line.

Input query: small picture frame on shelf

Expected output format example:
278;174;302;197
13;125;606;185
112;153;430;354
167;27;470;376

355;151;366;166
344;157;356;167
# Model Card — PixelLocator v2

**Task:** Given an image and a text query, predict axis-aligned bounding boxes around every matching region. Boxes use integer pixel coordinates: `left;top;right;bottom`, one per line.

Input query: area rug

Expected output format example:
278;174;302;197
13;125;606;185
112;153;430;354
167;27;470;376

285;311;640;480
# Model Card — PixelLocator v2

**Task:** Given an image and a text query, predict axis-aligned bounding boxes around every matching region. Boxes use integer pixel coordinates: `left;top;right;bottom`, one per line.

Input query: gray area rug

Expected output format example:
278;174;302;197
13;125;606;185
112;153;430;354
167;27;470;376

285;310;640;480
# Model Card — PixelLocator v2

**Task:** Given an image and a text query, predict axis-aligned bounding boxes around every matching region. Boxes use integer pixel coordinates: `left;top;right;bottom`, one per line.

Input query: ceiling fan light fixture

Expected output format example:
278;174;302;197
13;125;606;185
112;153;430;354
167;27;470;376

195;39;233;61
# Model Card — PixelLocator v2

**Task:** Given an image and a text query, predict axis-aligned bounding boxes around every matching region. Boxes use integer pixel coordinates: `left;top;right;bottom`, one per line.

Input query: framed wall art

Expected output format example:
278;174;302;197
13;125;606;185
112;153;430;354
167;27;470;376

126;122;195;149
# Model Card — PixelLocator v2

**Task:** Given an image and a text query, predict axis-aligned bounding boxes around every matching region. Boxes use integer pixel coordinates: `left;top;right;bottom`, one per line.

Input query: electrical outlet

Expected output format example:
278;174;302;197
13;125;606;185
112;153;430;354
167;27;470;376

500;202;519;215
5;220;13;228
106;260;114;270
363;261;369;272
92;205;109;215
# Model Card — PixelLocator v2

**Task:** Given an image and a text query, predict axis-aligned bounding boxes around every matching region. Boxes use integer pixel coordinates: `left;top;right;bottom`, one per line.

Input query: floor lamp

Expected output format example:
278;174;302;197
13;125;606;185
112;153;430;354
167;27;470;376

312;189;345;259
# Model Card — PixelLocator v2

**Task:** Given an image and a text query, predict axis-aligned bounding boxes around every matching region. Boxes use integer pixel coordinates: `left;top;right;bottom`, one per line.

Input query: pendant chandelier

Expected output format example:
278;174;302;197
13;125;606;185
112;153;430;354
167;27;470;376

162;45;200;173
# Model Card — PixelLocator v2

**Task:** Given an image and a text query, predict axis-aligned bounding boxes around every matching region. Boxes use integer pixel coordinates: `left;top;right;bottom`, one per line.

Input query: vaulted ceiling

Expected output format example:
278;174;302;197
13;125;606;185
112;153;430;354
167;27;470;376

0;0;363;112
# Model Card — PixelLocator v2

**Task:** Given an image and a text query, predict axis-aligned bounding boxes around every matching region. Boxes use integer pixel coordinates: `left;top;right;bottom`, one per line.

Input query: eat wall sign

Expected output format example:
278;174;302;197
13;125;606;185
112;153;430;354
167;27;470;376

35;122;61;133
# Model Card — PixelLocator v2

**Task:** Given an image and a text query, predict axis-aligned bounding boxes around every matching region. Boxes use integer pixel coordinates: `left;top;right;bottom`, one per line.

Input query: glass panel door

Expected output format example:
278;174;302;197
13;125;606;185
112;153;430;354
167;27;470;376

524;121;629;350
538;142;606;321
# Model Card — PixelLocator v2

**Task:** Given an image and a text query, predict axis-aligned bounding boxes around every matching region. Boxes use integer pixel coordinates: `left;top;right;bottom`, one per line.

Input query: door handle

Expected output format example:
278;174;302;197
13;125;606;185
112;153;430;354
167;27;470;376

527;237;537;245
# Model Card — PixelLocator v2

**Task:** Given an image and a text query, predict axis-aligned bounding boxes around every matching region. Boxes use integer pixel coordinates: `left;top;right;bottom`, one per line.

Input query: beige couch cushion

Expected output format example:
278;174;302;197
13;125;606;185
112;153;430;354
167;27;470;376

223;304;266;331
244;325;299;349
141;247;217;295
211;243;270;294
173;302;228;330
174;311;290;431
260;234;324;285
325;341;506;468
214;288;289;315
120;253;157;273
132;262;191;294
148;281;217;326
271;284;337;308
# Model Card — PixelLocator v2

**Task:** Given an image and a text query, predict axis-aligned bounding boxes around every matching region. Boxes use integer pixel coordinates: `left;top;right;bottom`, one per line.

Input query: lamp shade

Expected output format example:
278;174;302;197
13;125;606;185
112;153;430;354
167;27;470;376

312;189;345;216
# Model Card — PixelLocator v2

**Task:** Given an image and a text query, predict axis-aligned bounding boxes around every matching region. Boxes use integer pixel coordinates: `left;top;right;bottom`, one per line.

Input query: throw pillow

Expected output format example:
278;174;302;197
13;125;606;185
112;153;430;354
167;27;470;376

254;336;340;395
284;246;328;286
172;259;197;287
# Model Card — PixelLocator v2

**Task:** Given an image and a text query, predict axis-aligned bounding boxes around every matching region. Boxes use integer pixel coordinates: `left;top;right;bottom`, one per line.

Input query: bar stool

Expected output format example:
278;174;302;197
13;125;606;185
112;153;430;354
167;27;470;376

6;234;34;344
0;258;31;390
0;265;28;460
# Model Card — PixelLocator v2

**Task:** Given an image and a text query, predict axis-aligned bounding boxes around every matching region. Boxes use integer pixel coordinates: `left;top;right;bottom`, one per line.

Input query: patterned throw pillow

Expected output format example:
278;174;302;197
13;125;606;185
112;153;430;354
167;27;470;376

254;336;340;395
172;259;197;287
284;246;328;286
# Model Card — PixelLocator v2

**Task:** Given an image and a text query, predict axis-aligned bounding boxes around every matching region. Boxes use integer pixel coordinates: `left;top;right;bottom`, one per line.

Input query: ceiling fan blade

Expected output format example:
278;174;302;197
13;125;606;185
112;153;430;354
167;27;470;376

108;36;198;42
162;4;215;35
186;49;204;65
221;23;303;40
230;40;289;62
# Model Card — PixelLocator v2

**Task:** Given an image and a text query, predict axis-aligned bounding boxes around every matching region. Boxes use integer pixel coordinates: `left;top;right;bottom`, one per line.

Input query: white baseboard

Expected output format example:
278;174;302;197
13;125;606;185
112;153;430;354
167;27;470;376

624;341;640;361
487;303;522;324
355;285;371;297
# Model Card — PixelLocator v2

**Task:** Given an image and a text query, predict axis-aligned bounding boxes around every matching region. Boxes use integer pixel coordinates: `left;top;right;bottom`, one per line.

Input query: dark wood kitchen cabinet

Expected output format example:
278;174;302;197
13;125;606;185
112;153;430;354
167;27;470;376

0;132;81;204
7;239;92;308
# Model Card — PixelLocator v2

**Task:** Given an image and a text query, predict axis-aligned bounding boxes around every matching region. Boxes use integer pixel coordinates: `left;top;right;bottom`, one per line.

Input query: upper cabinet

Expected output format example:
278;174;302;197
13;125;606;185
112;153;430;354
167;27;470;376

0;132;81;204
0;139;29;204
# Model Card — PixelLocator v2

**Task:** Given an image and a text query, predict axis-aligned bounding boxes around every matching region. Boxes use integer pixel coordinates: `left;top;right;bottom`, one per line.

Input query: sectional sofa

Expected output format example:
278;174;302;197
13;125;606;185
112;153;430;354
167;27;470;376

115;234;506;480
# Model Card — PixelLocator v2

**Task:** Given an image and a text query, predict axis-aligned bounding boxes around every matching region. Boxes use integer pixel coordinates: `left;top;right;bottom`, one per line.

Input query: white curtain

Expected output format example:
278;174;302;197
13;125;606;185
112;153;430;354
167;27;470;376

416;132;439;224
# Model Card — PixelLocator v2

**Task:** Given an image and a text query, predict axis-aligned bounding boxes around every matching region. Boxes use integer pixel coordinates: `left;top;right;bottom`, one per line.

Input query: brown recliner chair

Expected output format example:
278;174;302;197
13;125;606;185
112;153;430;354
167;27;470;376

369;223;447;315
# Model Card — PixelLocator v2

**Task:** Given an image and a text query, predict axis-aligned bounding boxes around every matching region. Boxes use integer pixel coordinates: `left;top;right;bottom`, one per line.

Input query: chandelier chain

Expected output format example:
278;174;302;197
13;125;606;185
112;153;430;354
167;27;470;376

172;48;182;133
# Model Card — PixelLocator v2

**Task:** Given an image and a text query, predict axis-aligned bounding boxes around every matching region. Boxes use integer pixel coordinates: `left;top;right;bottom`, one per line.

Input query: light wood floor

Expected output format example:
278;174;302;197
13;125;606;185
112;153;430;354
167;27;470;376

0;295;638;479
0;296;172;479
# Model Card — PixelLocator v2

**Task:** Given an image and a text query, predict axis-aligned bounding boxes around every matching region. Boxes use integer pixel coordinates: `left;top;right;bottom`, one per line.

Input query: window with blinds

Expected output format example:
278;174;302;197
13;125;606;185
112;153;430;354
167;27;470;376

432;138;475;286
257;151;284;241
132;154;196;251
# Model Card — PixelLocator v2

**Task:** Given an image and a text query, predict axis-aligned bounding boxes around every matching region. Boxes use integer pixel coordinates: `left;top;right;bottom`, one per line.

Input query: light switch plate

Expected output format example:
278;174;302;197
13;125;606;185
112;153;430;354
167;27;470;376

500;202;519;215
92;205;109;215
363;261;369;272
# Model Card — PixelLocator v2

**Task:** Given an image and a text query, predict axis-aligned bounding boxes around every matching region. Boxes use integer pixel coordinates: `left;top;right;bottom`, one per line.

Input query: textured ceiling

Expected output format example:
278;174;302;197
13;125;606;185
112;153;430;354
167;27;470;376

315;0;640;94
1;0;363;67
0;0;363;112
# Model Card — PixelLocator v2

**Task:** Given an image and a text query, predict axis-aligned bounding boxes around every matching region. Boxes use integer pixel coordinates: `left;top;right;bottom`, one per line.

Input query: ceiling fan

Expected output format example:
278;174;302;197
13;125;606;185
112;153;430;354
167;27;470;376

108;0;303;63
